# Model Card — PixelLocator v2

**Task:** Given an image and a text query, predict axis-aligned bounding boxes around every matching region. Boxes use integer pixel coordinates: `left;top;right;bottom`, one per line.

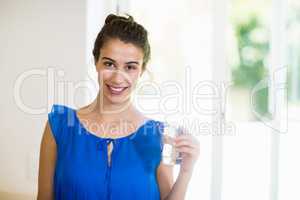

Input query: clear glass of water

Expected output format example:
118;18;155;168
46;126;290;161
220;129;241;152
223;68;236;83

162;122;183;165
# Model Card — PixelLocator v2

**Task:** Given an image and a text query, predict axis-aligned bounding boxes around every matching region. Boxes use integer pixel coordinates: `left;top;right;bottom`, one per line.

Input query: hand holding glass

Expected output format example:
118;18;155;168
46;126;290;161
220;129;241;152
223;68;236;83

162;122;183;165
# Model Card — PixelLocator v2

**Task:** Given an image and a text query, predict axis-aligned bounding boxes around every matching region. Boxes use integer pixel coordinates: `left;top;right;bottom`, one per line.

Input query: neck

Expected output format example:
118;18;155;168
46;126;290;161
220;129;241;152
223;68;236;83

88;93;137;123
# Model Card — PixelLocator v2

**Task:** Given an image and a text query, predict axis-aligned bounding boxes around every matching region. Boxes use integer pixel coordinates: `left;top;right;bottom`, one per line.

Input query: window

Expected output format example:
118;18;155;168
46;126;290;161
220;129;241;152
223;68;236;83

88;0;299;199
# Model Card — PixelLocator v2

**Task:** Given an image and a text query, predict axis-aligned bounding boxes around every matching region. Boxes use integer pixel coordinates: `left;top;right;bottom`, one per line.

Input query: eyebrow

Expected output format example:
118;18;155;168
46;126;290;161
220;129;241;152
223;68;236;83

102;57;140;65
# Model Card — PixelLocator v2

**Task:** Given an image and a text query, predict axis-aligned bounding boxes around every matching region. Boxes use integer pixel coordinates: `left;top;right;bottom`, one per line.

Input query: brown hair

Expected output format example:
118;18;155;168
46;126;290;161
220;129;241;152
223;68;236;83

92;14;151;71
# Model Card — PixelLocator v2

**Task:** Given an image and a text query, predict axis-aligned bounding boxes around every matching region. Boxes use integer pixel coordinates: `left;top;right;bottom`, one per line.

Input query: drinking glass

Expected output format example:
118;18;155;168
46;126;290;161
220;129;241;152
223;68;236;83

161;122;183;165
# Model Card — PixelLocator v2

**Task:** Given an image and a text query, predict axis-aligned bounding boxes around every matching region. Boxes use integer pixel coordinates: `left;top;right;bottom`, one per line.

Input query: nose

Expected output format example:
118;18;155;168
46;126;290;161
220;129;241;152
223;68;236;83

110;70;126;85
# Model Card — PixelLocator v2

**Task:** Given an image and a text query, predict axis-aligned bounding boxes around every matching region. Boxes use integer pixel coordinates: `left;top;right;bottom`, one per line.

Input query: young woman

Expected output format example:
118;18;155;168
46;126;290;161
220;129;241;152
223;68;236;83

38;14;200;200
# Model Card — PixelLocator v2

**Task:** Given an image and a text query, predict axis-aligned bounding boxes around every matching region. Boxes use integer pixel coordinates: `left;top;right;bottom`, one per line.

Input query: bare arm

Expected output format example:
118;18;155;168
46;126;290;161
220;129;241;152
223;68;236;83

157;163;174;200
162;171;193;200
158;134;200;200
157;163;192;200
37;121;57;200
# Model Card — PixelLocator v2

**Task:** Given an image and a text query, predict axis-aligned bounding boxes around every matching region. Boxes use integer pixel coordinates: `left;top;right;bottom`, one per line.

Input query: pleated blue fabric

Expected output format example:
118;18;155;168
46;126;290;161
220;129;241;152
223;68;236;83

48;104;165;200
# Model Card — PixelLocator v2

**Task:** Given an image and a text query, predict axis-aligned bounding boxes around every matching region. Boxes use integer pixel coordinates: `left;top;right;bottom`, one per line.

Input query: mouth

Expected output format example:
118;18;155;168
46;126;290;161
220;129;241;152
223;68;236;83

106;84;129;95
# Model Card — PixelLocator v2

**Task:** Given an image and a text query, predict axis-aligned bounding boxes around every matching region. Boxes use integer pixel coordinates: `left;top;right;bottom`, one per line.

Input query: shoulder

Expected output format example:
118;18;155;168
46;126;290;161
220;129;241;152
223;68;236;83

144;119;165;136
153;120;165;131
131;119;165;151
138;118;164;134
48;104;76;122
49;104;74;114
48;104;76;127
47;104;76;144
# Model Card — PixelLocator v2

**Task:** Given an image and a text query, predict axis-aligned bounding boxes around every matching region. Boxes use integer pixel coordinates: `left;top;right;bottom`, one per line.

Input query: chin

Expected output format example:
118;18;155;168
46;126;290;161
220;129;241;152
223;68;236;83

108;97;129;104
104;93;131;105
100;84;133;105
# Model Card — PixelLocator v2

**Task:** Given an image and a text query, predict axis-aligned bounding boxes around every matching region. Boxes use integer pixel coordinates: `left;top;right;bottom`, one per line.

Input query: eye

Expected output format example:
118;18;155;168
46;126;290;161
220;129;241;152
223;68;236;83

103;61;115;69
125;65;137;71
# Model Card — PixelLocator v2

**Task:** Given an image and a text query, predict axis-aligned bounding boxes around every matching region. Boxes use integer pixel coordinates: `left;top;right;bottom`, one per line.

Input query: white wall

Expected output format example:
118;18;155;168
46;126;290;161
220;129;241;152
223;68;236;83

0;0;88;197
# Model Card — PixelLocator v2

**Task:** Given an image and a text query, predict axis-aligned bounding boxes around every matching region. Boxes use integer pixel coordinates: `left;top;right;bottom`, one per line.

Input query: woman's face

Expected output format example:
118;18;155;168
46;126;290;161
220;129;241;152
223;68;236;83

96;38;144;105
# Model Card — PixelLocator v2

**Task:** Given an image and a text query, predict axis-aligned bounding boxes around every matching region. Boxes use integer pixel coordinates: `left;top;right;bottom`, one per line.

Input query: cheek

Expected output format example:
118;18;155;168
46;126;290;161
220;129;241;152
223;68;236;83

128;73;140;84
97;70;112;82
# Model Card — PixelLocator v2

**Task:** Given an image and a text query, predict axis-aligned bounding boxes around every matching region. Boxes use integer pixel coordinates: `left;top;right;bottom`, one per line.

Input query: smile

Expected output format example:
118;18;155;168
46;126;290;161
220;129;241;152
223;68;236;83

106;84;128;95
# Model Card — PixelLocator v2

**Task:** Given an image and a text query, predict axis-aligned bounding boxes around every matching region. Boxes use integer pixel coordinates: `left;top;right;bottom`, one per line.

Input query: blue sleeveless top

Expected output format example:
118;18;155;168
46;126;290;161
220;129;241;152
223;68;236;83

48;104;165;200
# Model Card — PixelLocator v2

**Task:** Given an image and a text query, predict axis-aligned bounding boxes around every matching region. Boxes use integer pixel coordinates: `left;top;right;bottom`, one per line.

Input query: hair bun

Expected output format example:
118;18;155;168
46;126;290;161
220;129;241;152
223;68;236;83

104;13;134;25
105;14;118;25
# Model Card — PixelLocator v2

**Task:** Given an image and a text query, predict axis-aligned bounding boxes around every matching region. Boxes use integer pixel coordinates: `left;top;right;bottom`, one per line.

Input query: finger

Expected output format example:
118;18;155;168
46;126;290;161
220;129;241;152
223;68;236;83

176;145;200;156
176;146;199;155
175;134;196;141
175;140;198;149
175;142;200;153
175;135;199;146
177;149;198;159
175;141;199;151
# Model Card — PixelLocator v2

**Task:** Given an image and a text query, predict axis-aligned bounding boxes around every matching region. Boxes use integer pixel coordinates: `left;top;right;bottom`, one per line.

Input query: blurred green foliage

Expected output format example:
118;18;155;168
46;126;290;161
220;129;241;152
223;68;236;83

231;16;269;117
287;6;300;102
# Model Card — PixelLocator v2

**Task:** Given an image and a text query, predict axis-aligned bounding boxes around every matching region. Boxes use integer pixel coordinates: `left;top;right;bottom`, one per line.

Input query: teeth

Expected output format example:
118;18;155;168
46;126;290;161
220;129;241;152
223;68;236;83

108;86;125;92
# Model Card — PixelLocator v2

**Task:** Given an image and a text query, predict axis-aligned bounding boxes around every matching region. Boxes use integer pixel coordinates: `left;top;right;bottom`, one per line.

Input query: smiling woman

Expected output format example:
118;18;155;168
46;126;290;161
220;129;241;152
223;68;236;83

96;38;144;105
37;14;199;200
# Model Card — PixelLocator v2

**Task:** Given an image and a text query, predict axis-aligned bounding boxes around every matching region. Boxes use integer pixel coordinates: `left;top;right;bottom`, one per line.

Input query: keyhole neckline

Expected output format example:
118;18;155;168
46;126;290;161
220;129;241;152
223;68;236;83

72;107;156;141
